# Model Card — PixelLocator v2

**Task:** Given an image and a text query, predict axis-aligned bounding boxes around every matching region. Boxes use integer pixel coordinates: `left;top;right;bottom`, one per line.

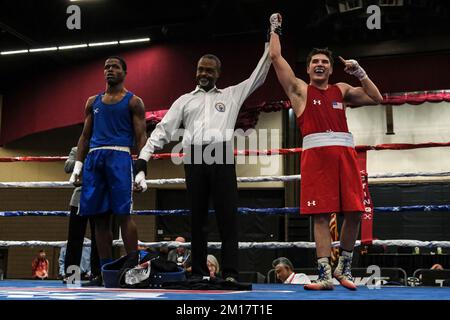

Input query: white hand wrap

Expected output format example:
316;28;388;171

69;161;83;184
135;171;147;192
269;13;282;33
345;59;367;81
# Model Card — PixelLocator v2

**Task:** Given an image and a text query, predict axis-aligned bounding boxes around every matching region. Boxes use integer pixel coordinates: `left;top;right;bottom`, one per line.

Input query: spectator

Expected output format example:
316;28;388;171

207;254;220;279
431;264;444;270
168;236;192;272
272;257;311;285
429;263;448;286
419;263;445;281
418;263;449;286
32;250;49;280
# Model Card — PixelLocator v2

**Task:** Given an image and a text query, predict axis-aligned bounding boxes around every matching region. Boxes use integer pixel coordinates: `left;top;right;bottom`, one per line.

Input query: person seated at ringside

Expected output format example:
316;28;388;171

32;250;49;280
272;257;311;285
207;254;220;279
168;236;192;273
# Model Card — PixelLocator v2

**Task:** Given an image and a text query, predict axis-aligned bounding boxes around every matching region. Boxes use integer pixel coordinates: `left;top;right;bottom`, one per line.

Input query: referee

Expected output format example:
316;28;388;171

135;42;271;282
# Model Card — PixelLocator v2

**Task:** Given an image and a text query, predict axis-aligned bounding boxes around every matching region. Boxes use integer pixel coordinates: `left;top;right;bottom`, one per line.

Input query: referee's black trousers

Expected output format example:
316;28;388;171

184;143;239;280
65;206;101;277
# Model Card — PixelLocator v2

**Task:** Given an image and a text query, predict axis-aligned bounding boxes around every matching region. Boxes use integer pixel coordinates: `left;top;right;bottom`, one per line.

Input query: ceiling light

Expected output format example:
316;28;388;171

1;36;150;57
88;41;119;47
29;47;58;53
1;49;29;55
119;38;151;44
58;44;88;50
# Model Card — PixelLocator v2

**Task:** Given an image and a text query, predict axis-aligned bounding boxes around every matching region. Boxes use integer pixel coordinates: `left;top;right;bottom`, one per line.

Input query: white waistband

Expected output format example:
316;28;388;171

89;146;131;153
302;132;354;150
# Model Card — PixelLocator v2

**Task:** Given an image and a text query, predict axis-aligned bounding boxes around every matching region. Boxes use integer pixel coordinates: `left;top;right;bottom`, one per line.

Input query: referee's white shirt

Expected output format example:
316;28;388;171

285;272;311;285
139;43;271;161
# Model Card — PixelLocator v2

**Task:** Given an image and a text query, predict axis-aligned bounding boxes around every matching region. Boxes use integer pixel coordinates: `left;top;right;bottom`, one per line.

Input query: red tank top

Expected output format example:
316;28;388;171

297;84;349;137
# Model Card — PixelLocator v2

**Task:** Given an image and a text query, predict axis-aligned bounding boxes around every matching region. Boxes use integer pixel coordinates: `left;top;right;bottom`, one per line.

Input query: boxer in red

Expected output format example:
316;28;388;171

268;13;383;290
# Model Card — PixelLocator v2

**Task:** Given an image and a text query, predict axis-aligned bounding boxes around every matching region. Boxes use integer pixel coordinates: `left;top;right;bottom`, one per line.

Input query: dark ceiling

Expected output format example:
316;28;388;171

1;0;450;91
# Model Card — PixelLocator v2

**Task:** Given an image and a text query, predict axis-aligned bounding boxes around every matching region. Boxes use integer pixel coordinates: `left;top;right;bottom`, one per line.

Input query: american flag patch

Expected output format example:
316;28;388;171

332;101;343;109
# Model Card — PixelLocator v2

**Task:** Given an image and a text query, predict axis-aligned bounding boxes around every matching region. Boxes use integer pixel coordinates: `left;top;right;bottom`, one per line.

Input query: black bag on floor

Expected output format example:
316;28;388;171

102;250;186;288
161;277;253;291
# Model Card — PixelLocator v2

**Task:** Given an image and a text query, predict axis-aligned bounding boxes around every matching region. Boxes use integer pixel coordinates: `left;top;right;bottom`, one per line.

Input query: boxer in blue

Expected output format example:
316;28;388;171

70;56;148;285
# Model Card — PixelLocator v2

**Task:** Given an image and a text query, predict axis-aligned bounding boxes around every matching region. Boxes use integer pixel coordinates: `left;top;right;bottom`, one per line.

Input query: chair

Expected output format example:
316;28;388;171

413;268;450;286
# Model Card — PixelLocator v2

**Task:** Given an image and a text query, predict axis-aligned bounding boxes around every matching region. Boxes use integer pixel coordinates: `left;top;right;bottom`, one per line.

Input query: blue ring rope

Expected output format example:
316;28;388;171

2;205;450;217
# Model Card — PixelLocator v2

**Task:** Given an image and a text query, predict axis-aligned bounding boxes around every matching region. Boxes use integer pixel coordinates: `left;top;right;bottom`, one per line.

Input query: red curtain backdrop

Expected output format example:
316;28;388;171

145;90;450;132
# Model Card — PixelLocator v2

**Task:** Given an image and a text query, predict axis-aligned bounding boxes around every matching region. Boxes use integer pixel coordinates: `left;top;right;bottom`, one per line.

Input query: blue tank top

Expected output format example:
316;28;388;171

89;91;135;148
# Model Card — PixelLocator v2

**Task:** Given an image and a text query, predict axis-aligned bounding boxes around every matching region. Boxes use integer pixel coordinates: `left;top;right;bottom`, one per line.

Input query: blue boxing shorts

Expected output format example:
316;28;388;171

79;147;133;216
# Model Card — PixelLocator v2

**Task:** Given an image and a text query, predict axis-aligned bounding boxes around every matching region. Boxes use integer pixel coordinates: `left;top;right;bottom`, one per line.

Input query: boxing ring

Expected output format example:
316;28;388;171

0;280;448;300
1;142;450;301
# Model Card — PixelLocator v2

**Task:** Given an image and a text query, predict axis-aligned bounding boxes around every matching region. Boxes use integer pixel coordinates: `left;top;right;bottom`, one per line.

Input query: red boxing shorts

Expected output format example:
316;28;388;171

300;145;365;215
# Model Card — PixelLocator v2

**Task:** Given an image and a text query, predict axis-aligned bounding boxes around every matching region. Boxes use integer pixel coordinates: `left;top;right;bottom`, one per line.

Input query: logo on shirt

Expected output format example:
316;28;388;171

332;101;343;110
93;108;100;114
307;200;317;207
313;99;321;105
215;102;226;112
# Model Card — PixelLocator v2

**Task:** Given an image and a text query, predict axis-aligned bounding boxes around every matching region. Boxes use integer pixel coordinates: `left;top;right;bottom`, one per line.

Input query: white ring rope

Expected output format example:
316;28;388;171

2;171;450;188
1;239;449;248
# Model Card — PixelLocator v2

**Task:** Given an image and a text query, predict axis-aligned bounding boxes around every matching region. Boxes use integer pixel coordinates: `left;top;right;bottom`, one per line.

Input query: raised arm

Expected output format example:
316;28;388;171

337;56;384;106
268;13;307;116
229;42;272;108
